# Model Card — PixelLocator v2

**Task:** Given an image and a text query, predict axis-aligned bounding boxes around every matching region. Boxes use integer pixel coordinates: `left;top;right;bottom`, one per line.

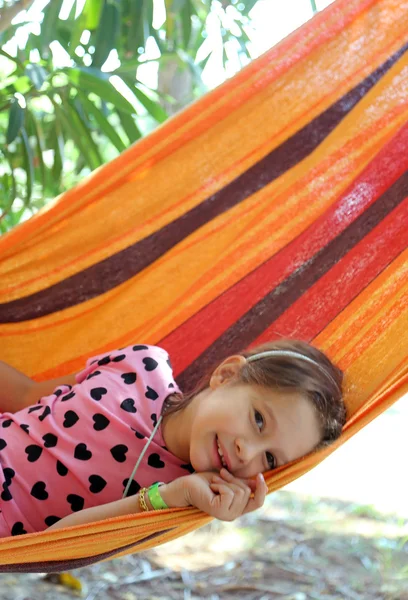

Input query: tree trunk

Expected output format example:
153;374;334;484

157;54;194;116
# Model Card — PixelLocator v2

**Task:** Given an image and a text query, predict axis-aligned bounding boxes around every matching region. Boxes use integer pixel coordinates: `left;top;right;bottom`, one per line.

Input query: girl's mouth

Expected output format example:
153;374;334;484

215;435;228;469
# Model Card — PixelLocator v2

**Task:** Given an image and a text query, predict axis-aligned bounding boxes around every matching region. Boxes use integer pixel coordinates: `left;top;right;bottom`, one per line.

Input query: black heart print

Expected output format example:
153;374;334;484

110;444;128;463
25;444;43;462
1;483;12;501
63;410;79;428
11;522;27;536
74;443;92;460
45;516;61;527
87;371;101;380
112;354;126;362
143;358;159;371
147;453;165;469
61;391;75;402
0;439;6;451
42;433;58;448
89;474;107;493
143;357;158;371
145;386;159;400
3;468;15;485
122;478;141;496
67;494;84;511
97;356;111;366
92;414;110;431
56;460;68;476
120;398;137;413
39;406;51;422
31;481;48;500
90;387;108;401
121;372;137;384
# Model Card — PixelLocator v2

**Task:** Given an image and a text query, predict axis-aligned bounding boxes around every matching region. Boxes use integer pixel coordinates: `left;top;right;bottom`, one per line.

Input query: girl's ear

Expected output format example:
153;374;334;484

209;355;246;389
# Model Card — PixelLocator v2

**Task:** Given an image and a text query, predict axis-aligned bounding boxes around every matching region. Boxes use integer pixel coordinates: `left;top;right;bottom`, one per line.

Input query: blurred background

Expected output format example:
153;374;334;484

0;1;406;597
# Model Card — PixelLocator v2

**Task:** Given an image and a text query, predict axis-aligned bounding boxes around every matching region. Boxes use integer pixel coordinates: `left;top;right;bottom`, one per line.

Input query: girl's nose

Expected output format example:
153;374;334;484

235;437;258;465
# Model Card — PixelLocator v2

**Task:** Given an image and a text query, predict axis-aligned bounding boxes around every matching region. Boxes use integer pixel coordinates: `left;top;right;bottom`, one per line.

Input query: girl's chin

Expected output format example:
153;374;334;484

189;459;207;472
189;454;211;473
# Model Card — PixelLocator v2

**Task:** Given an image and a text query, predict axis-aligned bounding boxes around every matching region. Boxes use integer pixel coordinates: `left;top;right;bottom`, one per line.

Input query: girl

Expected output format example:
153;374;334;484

0;339;346;537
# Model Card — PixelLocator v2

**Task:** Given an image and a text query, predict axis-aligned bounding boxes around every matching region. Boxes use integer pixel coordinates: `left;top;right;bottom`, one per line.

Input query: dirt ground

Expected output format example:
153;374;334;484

0;490;407;600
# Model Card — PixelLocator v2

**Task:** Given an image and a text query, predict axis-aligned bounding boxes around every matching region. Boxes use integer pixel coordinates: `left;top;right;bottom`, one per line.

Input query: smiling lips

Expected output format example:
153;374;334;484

215;435;229;470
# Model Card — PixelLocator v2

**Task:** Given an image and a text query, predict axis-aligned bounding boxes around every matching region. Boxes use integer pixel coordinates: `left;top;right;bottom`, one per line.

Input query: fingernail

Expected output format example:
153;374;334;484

259;473;264;481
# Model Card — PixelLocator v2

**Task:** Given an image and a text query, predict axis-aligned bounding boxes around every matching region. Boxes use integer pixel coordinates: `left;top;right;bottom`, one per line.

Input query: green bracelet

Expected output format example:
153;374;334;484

147;482;169;510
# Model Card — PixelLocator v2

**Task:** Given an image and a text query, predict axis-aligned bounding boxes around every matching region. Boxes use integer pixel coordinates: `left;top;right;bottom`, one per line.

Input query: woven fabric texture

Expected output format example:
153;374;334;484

0;0;407;571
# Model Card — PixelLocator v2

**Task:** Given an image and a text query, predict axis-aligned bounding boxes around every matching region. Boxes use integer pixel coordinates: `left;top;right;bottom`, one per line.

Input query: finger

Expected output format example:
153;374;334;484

210;481;253;521
243;473;268;514
209;483;235;510
219;469;254;492
219;468;234;479
246;479;257;492
211;481;247;497
225;479;252;498
227;483;254;520
219;481;252;509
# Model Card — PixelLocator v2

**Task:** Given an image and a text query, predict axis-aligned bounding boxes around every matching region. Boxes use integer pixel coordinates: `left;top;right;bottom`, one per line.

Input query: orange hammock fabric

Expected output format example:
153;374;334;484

0;0;407;572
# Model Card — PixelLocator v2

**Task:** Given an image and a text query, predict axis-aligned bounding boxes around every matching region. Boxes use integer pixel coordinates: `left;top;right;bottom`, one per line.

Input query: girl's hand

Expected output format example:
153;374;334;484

167;468;268;522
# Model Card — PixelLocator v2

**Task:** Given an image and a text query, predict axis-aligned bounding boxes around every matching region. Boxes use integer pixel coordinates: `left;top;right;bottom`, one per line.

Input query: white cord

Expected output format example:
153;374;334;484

122;414;163;499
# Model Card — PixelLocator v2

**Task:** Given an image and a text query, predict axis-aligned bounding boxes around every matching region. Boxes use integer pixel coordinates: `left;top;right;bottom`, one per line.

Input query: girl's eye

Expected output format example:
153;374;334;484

254;409;264;429
266;451;276;470
254;410;276;470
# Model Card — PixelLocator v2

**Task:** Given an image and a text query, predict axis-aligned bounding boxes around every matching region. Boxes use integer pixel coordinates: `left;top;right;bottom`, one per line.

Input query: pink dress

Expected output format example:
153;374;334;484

0;344;192;537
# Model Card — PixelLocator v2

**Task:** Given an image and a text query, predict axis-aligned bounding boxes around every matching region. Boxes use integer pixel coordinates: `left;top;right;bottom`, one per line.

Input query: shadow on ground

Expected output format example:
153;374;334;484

0;491;407;600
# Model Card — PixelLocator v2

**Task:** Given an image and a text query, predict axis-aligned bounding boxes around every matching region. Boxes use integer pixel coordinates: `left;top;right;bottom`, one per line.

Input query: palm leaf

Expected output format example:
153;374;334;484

76;90;127;153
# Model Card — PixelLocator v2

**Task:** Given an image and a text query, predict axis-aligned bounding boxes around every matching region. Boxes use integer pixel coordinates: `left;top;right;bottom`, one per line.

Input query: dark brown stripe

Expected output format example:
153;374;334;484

176;169;408;393
1;42;406;324
0;528;170;573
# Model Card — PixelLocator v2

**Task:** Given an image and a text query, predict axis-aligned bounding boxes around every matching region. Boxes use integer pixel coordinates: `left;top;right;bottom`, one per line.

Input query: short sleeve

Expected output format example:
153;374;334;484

74;344;174;386
75;348;120;384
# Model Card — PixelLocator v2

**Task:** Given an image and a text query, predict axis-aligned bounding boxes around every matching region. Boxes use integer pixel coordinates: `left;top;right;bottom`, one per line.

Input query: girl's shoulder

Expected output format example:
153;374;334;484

81;344;169;369
76;344;174;386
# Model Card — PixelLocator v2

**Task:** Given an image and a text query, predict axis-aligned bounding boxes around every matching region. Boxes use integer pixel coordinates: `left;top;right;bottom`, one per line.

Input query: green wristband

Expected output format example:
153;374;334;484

147;482;169;510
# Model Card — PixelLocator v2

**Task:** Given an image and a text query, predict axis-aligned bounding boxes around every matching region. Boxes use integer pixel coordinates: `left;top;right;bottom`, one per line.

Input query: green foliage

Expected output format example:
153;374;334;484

0;0;318;233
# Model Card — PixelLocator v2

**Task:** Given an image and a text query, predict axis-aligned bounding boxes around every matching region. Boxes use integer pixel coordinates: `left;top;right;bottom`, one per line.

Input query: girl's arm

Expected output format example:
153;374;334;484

25;373;78;406
47;493;151;530
46;479;187;531
0;361;34;413
0;359;78;414
46;470;267;531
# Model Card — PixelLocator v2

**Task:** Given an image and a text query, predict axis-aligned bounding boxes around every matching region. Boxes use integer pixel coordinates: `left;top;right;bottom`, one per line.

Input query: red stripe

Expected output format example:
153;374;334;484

163;123;408;373
256;196;408;344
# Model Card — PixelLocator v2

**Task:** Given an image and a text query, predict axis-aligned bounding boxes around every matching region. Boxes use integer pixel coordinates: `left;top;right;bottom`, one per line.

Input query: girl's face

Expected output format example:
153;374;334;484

186;356;322;478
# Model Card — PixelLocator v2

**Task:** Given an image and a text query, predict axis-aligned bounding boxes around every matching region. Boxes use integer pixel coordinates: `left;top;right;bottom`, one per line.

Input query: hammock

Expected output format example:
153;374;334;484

0;0;407;573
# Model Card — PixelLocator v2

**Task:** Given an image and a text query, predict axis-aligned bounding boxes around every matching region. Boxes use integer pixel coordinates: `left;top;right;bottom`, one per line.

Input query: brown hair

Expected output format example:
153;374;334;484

163;339;346;451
